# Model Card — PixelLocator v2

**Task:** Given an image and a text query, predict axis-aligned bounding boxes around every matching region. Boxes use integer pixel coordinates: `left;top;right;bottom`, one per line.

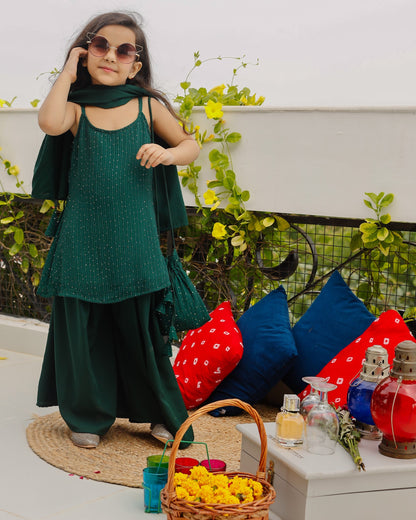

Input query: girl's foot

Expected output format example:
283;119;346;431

70;430;100;449
151;423;174;445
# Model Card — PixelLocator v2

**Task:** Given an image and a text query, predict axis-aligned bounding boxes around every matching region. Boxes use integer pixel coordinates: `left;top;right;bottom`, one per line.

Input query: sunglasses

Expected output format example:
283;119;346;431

86;33;143;64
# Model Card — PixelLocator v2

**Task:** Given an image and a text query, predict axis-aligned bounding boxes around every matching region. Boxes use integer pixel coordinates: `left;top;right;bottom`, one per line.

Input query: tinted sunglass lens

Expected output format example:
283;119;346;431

90;36;108;56
117;44;137;63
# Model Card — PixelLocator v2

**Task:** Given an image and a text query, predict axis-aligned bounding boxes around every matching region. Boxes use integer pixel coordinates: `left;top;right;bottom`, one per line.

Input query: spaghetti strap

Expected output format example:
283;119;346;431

138;97;143;113
81;106;86;115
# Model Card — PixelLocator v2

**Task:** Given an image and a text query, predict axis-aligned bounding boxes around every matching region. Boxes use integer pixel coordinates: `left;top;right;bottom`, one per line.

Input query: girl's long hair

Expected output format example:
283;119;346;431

65;11;179;120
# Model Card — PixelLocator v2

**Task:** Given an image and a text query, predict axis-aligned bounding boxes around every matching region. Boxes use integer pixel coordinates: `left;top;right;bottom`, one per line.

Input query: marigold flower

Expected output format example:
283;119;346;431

176;486;190;500
196;484;215;503
205;100;223;120
212;222;227;239
181;479;201;496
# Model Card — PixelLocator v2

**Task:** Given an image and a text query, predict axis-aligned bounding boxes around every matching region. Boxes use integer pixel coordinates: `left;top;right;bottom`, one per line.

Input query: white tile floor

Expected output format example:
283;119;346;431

0;344;163;520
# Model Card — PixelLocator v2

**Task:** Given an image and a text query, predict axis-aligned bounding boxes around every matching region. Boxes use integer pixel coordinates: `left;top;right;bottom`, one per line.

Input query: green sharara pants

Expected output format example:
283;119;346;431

37;294;193;441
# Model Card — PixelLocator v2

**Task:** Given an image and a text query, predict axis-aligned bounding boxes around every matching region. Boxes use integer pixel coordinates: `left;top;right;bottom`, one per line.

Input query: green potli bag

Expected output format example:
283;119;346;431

148;100;210;335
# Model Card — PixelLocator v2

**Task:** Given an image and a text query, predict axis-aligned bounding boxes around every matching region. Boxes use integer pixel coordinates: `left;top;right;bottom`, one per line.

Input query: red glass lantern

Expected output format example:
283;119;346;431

371;340;416;459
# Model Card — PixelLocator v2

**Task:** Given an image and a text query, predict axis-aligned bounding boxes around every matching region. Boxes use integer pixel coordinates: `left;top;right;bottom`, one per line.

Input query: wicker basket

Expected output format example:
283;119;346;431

160;398;276;520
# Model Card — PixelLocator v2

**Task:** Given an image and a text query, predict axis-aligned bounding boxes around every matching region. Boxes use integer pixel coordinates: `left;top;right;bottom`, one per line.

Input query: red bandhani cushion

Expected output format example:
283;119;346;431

299;310;416;407
173;301;244;409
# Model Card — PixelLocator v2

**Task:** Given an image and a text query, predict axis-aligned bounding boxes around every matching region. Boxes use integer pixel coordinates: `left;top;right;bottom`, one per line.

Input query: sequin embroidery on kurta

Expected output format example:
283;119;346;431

37;102;170;303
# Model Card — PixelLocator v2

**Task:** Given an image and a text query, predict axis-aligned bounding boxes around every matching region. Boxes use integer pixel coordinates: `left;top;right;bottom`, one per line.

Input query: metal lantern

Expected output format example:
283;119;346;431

371;340;416;458
347;345;389;439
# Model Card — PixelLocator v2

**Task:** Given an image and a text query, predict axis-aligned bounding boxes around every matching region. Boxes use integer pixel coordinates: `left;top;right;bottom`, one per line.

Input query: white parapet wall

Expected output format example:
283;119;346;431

1;106;416;354
1;106;416;223
0;314;48;356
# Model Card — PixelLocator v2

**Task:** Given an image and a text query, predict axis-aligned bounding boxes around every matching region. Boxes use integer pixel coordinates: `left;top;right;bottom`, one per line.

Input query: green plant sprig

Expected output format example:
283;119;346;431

349;192;415;313
0;147;50;286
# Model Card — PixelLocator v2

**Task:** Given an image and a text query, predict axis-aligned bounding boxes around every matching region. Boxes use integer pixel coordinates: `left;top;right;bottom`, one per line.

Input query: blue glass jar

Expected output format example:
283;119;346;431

346;345;390;439
347;378;378;425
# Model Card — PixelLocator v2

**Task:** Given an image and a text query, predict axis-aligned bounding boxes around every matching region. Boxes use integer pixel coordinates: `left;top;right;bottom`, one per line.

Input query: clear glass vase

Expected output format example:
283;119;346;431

306;381;339;455
300;376;329;417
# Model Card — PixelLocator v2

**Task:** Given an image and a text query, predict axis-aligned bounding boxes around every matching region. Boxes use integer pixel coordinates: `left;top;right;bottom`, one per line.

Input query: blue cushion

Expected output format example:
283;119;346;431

283;270;376;394
206;286;298;416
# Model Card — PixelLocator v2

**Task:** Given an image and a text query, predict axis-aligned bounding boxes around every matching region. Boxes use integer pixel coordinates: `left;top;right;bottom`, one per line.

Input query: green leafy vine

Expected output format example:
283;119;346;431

351;192;416;314
175;52;289;254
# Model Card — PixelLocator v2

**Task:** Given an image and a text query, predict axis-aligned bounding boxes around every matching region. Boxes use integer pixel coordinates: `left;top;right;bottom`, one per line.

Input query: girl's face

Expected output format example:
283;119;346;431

85;25;142;86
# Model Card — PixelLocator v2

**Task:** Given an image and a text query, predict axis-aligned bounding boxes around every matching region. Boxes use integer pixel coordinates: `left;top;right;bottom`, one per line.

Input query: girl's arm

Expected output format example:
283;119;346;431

137;98;200;168
38;48;87;136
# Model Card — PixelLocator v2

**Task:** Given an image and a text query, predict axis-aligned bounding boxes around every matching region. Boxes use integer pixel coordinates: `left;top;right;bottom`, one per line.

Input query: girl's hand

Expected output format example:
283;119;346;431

62;47;88;84
136;143;174;169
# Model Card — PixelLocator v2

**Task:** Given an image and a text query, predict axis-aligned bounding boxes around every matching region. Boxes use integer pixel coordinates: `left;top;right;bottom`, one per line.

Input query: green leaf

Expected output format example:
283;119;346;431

21;257;30;273
377;227;389;241
9;243;22;256
275;216;290;231
365;192;380;205
40;199;55;214
383;231;395;244
213;120;223;133
231;235;245;246
0;216;14;224
379;243;390;256
180;81;191;90
350;232;363;251
225;132;242;143
379;193;394;207
3;227;14;235
380;213;391;225
241;190;250;202
32;256;44;268
31;272;40;287
359;222;377;234
262;216;275;227
222;176;235;190
364;199;375;211
207;180;223;188
30;98;40;107
357;282;372;301
29;244;38;258
14;228;24;244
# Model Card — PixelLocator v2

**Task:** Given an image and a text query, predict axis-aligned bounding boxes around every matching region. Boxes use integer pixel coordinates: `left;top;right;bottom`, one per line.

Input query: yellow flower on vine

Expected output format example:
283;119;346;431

203;189;218;206
8;165;20;176
205;100;223;119
212;222;227;239
209;84;226;95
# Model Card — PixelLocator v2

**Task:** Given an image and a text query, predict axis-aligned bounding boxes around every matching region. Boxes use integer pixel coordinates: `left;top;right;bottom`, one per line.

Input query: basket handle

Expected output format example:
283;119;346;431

166;399;268;493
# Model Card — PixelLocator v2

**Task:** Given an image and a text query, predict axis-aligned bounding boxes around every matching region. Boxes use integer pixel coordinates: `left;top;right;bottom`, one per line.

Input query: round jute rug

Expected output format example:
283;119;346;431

26;405;277;488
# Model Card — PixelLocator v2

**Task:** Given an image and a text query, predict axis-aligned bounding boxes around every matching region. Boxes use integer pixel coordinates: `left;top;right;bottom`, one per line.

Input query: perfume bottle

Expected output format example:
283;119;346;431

275;394;304;446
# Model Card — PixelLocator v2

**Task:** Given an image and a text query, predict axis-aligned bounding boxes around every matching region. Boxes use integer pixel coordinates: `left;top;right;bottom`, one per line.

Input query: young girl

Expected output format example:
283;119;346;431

33;11;199;448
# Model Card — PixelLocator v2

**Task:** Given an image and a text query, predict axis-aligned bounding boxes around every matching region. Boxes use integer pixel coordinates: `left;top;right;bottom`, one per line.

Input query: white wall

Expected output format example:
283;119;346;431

2;0;416;108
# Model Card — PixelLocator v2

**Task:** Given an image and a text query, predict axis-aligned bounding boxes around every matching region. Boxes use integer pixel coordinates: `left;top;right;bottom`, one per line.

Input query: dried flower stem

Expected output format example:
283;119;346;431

336;407;366;471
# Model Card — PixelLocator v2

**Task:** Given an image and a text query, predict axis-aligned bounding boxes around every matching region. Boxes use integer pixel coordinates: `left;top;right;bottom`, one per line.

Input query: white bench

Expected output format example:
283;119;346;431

237;421;416;520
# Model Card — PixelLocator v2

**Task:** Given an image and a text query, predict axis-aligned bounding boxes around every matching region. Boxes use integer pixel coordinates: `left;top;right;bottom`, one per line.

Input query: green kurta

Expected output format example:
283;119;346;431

37;102;169;302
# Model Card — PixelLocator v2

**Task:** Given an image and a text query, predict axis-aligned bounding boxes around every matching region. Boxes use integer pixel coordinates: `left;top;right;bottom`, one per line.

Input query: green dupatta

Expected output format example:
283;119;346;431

31;84;188;232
